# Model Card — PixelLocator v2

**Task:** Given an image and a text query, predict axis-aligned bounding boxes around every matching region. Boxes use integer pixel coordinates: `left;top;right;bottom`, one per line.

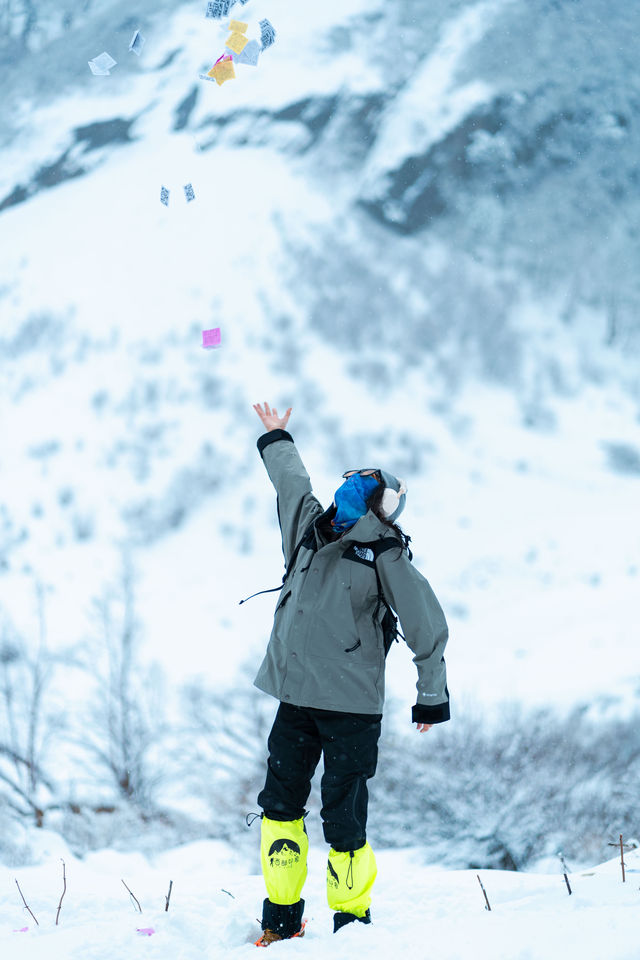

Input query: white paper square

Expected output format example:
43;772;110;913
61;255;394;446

238;39;260;66
129;30;145;55
88;52;117;75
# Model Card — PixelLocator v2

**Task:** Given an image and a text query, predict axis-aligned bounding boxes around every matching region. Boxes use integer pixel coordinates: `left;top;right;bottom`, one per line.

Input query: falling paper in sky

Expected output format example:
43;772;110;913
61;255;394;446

184;183;196;202
237;39;260;66
160;186;170;206
259;19;276;51
128;30;145;55
207;55;235;85
226;31;249;55
205;0;231;17
202;328;222;349
88;52;117;75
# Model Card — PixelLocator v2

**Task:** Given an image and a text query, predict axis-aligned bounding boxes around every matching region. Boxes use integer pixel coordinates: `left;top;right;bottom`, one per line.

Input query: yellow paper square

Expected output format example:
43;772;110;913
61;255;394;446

213;57;236;84
225;31;249;54
229;20;248;33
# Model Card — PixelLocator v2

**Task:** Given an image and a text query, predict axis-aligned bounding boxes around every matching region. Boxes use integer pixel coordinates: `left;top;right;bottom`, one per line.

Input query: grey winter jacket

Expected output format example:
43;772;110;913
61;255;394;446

253;430;450;722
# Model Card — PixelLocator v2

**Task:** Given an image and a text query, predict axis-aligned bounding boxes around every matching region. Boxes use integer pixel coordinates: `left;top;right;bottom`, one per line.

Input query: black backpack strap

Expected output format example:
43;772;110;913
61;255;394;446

372;537;405;560
284;521;317;579
371;537;409;645
371;538;400;608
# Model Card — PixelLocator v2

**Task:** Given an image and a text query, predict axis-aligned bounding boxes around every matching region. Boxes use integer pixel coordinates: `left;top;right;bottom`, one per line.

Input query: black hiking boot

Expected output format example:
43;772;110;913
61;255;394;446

333;908;371;933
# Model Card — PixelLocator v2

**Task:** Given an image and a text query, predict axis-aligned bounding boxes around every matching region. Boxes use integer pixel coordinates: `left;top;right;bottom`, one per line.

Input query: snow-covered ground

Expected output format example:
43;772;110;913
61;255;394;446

1;833;639;959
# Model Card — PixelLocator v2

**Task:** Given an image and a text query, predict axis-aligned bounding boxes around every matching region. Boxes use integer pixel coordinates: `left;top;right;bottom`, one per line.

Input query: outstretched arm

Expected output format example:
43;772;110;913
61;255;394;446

253;402;324;566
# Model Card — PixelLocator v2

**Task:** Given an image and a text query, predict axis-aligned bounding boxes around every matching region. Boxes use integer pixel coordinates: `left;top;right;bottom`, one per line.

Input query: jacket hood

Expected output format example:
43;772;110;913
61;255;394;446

376;469;407;523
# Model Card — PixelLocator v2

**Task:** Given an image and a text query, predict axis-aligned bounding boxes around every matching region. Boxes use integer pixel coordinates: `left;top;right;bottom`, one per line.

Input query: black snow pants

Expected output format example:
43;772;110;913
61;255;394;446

257;701;382;852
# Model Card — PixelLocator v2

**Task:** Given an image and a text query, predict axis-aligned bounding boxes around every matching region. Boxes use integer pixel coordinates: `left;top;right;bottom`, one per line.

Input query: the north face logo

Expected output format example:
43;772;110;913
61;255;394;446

354;546;374;562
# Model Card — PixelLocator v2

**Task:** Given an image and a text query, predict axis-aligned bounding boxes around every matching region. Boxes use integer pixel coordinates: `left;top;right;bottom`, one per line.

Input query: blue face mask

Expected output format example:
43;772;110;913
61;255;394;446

332;473;380;532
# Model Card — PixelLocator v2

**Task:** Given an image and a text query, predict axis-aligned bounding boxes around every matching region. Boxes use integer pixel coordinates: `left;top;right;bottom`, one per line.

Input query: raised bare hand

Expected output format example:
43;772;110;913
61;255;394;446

253;402;293;432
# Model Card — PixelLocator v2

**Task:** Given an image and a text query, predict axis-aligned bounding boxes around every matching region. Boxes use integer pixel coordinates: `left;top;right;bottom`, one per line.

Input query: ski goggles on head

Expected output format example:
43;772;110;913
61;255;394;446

342;469;381;481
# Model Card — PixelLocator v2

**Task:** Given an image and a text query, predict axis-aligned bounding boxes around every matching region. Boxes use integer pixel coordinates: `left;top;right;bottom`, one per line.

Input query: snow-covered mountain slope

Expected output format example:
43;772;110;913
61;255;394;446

1;0;640;874
1;833;639;960
1;0;639;712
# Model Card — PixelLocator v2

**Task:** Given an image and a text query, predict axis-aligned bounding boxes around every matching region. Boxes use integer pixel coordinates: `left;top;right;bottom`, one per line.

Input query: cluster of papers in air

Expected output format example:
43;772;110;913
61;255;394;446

88;6;276;84
85;3;277;350
201;8;276;85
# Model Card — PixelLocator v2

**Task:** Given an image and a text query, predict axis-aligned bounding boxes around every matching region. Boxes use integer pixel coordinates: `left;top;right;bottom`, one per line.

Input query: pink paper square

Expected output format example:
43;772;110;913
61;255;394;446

202;327;221;349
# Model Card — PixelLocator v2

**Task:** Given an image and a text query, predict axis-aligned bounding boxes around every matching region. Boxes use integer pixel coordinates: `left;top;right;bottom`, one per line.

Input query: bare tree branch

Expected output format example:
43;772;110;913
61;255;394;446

121;879;142;913
0;768;47;822
15;879;39;926
477;874;492;912
55;859;67;925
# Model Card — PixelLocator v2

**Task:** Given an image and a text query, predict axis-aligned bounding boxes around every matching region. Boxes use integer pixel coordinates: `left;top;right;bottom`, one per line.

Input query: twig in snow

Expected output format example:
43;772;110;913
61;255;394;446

56;859;67;925
121;879;143;913
558;853;572;895
15;879;39;926
476;874;492;911
165;880;173;912
608;834;631;882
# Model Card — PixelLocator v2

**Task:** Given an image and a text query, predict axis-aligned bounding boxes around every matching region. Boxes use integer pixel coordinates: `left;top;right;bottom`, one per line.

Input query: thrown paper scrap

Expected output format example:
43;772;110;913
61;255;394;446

88;52;117;75
237;39;260;66
128;30;145;55
136;928;155;936
229;19;248;33
184;183;195;202
202;328;221;349
226;31;249;54
160;186;170;206
207;55;235;85
259;18;276;50
205;0;231;17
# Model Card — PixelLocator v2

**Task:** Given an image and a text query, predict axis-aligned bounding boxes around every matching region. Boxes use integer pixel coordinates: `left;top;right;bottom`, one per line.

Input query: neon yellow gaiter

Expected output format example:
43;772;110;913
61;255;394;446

260;816;309;905
327;843;377;917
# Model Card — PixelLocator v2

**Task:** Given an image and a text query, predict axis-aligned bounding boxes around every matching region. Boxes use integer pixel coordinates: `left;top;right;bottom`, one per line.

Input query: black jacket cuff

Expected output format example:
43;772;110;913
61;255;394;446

257;429;294;457
412;701;450;724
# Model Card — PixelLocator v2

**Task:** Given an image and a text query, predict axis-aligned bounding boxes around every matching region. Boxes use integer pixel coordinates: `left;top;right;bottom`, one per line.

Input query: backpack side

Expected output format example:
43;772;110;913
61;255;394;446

371;537;408;656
